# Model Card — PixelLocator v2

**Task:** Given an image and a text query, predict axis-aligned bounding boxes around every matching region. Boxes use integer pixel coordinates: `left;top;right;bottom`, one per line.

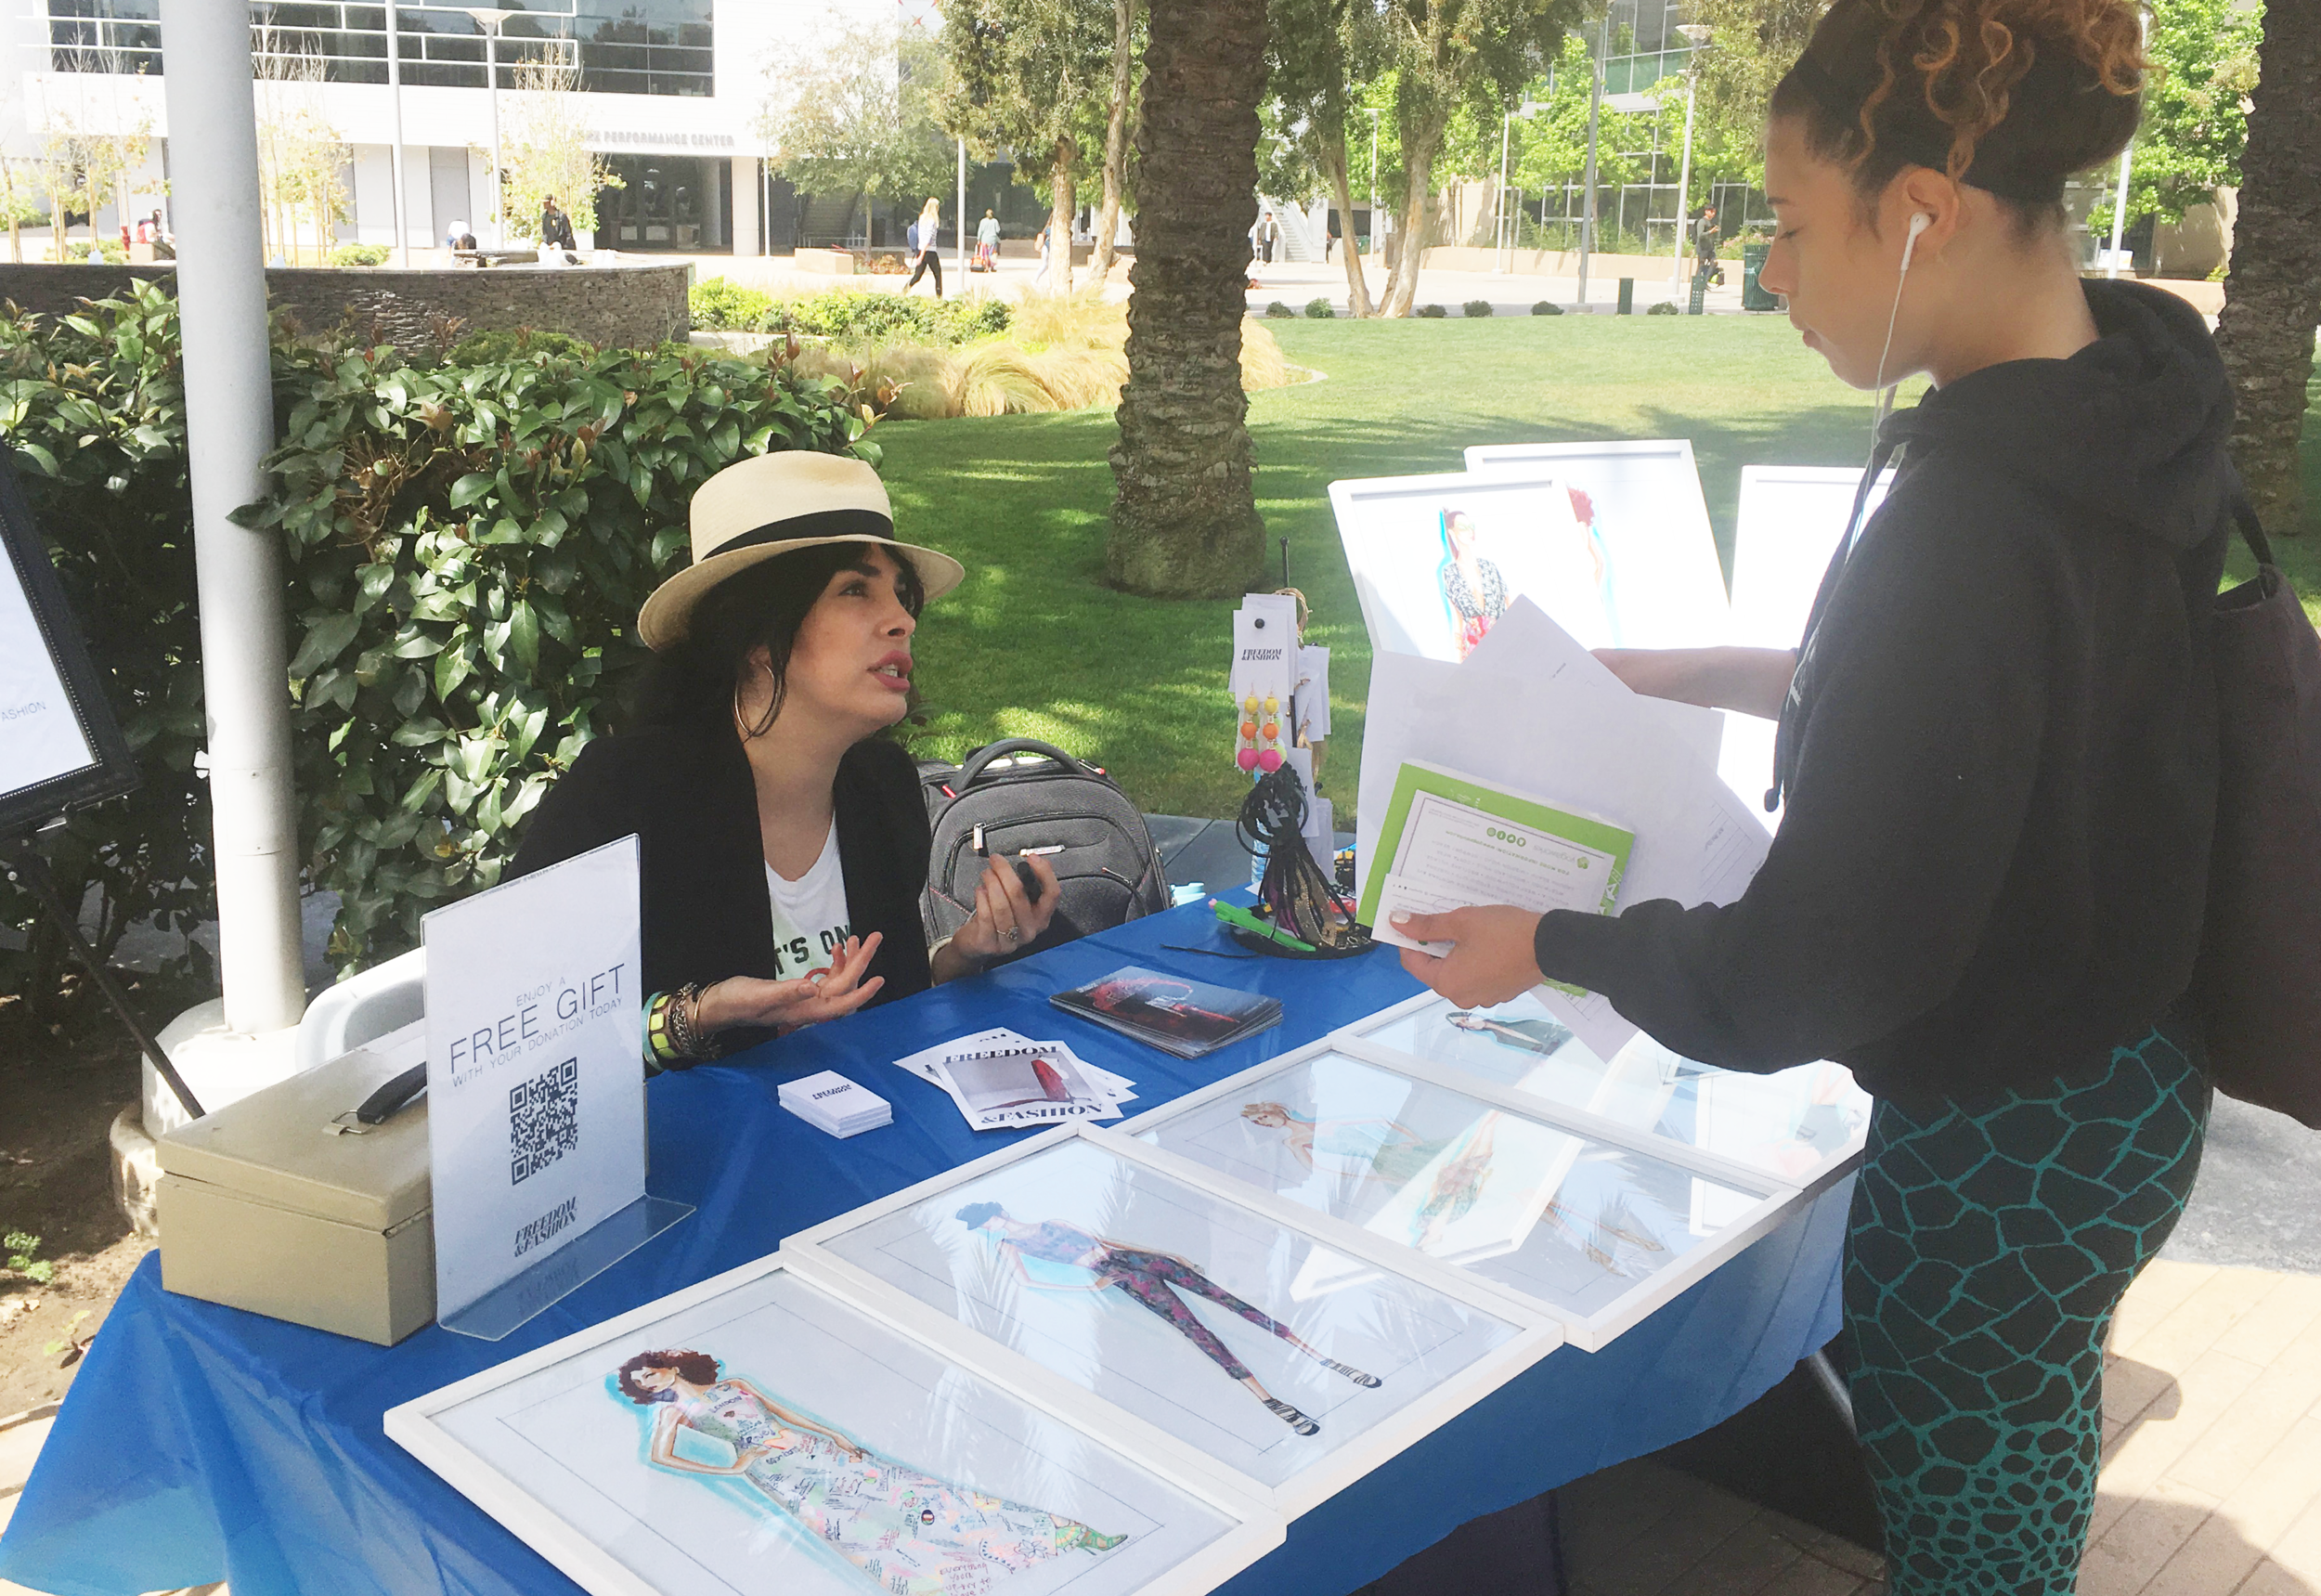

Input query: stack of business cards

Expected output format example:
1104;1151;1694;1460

778;1071;892;1138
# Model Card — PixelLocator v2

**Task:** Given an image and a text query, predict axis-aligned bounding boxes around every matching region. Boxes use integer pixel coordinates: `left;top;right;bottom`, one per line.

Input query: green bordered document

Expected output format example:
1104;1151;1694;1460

1360;761;1633;986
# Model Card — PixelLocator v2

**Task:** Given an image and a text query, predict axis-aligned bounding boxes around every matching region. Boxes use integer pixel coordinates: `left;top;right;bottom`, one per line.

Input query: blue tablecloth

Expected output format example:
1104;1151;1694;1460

0;900;1848;1596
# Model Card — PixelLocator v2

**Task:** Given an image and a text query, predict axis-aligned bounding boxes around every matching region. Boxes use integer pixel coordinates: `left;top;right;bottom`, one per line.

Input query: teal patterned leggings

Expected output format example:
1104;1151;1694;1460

1843;1021;2210;1595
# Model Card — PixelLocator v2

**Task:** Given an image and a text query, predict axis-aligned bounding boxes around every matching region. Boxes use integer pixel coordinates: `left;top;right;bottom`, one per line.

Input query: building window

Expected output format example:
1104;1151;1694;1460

45;0;712;96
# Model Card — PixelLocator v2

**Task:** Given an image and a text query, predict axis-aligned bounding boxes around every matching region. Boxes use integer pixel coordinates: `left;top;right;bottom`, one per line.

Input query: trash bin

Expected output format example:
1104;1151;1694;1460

1742;241;1780;312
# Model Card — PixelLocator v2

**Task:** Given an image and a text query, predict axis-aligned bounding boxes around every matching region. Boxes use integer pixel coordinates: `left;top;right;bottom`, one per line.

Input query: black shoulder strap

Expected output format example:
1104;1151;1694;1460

2231;494;2275;570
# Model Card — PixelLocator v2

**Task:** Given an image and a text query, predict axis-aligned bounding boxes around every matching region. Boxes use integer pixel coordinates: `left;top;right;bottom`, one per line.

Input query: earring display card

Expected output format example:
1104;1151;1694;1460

387;1255;1280;1596
1125;1049;1767;1326
1346;992;1871;1188
785;1128;1553;1514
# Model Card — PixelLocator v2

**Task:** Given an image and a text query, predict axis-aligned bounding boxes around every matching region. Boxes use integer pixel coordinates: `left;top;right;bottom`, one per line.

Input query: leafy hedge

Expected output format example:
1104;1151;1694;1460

688;281;1011;346
0;280;877;995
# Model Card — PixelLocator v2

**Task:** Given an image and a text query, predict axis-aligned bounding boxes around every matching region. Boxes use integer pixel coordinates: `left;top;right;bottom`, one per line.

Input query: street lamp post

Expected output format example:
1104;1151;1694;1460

1497;100;1545;273
465;8;514;247
1575;6;1609;306
1670;22;1711;284
2105;5;2148;278
1365;107;1382;260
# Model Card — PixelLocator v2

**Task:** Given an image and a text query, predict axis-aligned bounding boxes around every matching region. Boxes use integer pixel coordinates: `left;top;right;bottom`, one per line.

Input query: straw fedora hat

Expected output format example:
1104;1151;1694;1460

636;452;966;649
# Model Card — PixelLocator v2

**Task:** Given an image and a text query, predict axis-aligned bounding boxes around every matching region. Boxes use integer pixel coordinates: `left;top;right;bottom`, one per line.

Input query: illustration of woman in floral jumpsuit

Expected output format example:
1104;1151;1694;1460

954;1202;1381;1437
616;1349;1123;1594
1238;1100;1498;1251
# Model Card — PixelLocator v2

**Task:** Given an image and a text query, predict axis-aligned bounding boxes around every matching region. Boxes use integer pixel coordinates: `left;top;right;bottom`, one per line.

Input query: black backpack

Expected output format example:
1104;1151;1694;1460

917;738;1169;960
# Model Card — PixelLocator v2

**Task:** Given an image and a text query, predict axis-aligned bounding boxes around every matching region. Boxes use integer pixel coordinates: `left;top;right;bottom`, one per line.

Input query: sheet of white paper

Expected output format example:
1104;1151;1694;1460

1358;653;1770;1062
0;538;97;800
1463;598;1725;773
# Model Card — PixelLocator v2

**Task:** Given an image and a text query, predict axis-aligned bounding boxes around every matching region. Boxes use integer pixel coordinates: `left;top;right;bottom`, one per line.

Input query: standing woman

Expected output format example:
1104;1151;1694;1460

512;452;1058;1068
1391;2;2229;1590
905;197;945;297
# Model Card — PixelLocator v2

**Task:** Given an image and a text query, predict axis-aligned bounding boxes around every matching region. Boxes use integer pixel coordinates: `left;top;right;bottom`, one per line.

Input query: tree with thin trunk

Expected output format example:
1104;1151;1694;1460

1091;0;1138;279
1374;0;1583;318
1266;0;1382;316
1105;0;1270;596
939;0;1112;295
2213;0;2321;533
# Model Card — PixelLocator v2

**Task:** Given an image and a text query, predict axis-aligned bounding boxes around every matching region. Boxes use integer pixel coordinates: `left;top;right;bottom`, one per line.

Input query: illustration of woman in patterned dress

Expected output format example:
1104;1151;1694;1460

954;1203;1381;1438
616;1350;1123;1594
1238;1101;1498;1250
1436;510;1507;659
1238;1101;1669;1275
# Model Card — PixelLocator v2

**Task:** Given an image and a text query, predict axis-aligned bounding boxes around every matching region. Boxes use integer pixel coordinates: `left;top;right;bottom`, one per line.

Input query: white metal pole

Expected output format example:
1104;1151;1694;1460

156;0;305;1033
1368;108;1379;258
1496;111;1511;272
1576;10;1607;305
486;26;503;246
2105;141;2133;279
386;0;409;266
1670;71;1696;283
955;136;966;283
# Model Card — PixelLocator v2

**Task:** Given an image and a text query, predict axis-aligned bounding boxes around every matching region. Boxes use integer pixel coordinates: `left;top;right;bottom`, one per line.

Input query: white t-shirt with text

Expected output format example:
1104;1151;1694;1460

766;824;851;981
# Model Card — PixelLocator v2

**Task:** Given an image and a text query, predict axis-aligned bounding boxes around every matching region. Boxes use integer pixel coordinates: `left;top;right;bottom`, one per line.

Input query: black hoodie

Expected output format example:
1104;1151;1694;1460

1531;279;2233;1109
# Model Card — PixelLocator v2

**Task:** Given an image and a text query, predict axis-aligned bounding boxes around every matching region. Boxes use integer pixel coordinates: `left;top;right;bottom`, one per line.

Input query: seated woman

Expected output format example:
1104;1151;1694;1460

511;451;1059;1069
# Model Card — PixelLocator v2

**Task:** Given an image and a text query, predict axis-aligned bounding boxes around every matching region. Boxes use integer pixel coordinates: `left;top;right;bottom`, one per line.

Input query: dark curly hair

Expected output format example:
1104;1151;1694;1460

616;1348;720;1404
1770;0;2146;227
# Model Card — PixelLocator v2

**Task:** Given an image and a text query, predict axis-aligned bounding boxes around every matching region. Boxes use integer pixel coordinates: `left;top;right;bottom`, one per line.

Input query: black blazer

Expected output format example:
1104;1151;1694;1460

509;720;934;1049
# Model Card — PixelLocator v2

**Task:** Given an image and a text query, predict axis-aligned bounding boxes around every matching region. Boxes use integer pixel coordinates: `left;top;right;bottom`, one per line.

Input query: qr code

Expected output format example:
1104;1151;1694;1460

509;1058;579;1186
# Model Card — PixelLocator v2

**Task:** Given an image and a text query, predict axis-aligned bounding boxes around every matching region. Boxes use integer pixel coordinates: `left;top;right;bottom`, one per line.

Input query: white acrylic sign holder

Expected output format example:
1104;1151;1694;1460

782;1122;1564;1521
386;1252;1284;1596
423;835;690;1340
1119;1030;1830;1353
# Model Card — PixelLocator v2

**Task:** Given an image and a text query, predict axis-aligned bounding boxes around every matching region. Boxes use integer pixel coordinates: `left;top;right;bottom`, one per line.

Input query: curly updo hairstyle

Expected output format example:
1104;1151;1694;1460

616;1348;720;1403
1770;0;2147;229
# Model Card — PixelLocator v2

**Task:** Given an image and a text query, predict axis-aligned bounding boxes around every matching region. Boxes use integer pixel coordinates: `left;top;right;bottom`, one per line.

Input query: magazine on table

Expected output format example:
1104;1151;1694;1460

893;1028;1135;1131
1049;966;1283;1059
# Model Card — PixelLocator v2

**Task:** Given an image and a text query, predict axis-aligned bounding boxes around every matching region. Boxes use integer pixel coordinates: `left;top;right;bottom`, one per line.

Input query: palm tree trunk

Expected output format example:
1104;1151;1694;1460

1320;132;1373;318
1093;0;1135;280
1047;137;1078;294
1381;115;1446;318
2214;0;2321;534
1106;0;1268;597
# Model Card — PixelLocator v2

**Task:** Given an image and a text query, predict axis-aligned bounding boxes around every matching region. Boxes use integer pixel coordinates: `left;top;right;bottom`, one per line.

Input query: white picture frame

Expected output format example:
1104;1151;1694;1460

385;1251;1283;1596
1328;460;1728;669
1719;463;1897;825
1118;1033;1807;1352
1336;991;1872;1194
783;1123;1562;1520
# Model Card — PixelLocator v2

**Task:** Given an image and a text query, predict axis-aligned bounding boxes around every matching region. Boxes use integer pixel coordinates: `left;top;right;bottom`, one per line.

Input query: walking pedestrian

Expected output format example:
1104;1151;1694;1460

1693;204;1725;288
1257;208;1279;265
903;198;944;297
975;208;1000;272
1393;1;2230;1590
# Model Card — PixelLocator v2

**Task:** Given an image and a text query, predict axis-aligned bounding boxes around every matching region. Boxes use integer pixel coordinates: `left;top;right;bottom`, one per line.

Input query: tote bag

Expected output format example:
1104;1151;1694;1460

2186;499;2321;1127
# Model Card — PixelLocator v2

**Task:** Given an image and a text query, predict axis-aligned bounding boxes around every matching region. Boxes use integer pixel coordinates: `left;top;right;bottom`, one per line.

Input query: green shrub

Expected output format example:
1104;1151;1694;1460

761;291;1011;346
1264;302;1295;318
330;244;392;267
1462;299;1493;318
446;327;598;365
1418;304;1447;318
0;282;876;983
1303;298;1336;318
1645;300;1679;316
689;277;775;331
1532;301;1563;316
63;240;126;264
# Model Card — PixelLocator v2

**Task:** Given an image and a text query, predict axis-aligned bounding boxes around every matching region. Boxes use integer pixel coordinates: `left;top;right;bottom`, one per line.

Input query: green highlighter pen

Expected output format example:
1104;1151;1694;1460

1210;898;1318;954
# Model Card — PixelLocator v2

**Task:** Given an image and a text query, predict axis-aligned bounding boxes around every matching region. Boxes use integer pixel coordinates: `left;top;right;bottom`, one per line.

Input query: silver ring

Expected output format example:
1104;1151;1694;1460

1004;927;1021;943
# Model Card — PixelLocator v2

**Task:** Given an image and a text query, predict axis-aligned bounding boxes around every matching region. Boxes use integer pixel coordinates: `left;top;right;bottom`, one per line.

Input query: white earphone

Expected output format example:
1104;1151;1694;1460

1900;210;1934;274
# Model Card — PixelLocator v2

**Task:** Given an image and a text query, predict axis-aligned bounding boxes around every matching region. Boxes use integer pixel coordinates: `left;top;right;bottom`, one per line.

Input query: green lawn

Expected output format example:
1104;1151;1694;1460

875;317;2321;826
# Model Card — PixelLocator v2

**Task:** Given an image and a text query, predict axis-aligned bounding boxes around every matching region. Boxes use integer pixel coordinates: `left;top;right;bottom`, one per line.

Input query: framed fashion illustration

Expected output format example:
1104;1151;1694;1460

1120;1033;1808;1352
781;1124;1562;1519
1342;992;1872;1193
385;1252;1282;1596
1459;438;1729;653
